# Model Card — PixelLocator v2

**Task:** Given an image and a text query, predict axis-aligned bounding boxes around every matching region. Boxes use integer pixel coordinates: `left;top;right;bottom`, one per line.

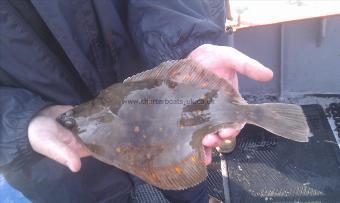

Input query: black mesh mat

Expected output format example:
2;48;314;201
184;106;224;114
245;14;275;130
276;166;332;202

224;104;340;202
132;184;169;203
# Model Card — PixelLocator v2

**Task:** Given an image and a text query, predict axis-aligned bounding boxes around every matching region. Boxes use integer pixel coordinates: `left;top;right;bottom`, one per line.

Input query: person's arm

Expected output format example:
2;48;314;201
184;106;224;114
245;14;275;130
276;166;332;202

0;87;51;169
128;0;229;68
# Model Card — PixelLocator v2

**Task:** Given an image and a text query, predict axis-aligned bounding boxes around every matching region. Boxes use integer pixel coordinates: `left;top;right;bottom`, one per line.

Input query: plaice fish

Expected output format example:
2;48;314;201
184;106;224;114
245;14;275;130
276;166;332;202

56;59;310;190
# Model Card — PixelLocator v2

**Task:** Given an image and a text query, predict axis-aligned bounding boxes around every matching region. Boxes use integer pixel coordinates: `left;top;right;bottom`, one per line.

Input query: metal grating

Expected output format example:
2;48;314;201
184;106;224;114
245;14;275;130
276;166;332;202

224;104;340;202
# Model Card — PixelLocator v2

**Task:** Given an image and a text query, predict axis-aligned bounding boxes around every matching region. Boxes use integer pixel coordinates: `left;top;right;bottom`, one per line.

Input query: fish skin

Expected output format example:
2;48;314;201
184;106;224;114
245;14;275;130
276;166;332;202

57;59;310;190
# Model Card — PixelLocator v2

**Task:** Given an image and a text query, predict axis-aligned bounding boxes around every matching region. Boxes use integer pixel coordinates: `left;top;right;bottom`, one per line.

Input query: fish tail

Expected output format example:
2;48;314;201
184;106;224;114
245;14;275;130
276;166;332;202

244;103;311;142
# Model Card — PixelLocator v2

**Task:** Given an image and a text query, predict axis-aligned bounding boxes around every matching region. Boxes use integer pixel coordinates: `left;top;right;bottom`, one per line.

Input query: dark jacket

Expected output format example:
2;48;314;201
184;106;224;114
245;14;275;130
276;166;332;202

0;0;229;202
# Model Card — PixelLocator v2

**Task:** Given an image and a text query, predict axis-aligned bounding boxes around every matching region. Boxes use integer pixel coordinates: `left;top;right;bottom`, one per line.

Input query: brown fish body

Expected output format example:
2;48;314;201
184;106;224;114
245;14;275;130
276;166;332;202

57;59;310;190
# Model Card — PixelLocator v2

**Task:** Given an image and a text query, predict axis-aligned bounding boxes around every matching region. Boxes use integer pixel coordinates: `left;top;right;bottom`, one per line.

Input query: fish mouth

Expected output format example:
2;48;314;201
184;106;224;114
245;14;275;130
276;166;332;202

56;109;76;130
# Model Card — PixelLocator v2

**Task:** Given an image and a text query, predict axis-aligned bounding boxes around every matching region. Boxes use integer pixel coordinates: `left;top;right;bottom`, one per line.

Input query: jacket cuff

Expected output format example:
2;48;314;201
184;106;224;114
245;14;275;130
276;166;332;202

6;96;52;171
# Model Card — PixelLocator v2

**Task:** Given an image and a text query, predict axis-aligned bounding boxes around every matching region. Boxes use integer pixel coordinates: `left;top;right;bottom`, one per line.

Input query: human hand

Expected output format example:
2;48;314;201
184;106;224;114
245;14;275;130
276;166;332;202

28;105;90;172
188;44;273;164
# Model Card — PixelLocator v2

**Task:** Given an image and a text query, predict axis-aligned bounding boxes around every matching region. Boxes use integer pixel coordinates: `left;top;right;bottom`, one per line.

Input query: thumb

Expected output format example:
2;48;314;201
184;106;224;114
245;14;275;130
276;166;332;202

47;139;82;172
28;115;82;172
31;136;82;172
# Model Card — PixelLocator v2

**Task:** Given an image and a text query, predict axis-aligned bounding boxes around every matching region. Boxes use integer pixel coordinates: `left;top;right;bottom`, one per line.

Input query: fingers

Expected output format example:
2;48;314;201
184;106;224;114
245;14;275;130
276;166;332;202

202;126;242;165
202;133;223;148
28;117;83;172
218;128;240;139
202;127;241;148
59;127;91;158
29;130;82;172
45;139;82;172
223;47;273;82
189;44;273;82
202;133;222;165
203;146;212;165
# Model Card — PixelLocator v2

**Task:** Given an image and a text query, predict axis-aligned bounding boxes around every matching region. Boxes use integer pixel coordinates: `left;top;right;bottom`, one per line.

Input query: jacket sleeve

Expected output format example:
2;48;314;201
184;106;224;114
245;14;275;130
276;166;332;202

128;0;230;68
0;86;51;169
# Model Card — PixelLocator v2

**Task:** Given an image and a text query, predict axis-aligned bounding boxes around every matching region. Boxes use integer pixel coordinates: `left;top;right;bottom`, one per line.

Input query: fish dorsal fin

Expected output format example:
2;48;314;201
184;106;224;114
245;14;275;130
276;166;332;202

124;59;242;99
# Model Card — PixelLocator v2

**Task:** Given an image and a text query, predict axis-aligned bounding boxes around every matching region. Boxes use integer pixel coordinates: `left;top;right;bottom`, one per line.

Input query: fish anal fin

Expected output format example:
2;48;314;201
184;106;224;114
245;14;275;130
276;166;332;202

139;150;208;190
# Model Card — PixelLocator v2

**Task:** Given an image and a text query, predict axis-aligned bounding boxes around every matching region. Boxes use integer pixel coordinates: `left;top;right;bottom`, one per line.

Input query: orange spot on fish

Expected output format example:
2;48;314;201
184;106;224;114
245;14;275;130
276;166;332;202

184;75;192;81
134;126;140;133
201;82;209;88
175;167;182;174
191;156;197;163
170;71;179;77
151;173;157;180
